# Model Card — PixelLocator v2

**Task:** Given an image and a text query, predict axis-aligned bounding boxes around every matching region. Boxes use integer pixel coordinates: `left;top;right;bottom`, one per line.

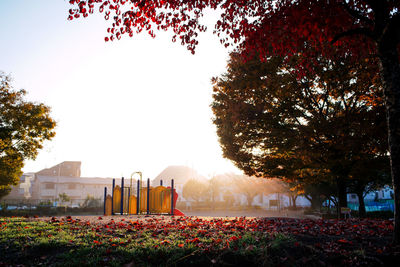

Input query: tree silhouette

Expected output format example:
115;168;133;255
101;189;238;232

211;52;387;215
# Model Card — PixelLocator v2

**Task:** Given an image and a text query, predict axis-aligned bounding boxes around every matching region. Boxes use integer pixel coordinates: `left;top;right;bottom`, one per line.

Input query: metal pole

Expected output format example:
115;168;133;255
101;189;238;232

171;179;174;215
147;178;150;215
128;187;131;214
121;177;124;215
112;179;115;215
104;187;107;215
130;171;142;195
137;179;140;215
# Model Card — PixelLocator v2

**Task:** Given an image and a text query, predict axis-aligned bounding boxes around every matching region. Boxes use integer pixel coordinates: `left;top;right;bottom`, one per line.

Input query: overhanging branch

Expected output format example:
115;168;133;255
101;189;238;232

341;2;373;25
331;27;375;44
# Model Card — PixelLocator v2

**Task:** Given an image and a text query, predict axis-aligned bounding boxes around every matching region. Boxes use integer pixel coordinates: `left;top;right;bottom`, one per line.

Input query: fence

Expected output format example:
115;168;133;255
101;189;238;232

0;198;104;216
348;200;394;212
1;198;103;208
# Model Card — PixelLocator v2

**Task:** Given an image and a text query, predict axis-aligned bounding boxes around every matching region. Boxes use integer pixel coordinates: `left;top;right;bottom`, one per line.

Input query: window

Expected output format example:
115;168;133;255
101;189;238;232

45;183;55;189
68;184;76;190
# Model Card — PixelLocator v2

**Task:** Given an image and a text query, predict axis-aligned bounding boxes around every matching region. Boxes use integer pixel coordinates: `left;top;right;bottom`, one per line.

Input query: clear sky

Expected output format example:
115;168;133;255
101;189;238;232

0;0;242;179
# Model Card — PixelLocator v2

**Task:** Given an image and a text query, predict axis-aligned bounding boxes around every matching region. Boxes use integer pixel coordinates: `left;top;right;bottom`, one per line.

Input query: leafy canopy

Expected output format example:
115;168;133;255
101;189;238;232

0;73;56;197
211;51;387;190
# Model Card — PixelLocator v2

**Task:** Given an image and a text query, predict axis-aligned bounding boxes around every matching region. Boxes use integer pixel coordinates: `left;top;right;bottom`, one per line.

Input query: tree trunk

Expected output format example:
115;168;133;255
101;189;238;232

356;191;366;218
246;195;253;208
378;40;400;244
211;191;215;211
306;193;322;211
291;195;298;209
337;177;348;216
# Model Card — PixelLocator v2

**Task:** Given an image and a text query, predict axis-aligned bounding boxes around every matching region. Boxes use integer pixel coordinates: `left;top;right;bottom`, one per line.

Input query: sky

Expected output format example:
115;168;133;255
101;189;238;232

0;0;242;179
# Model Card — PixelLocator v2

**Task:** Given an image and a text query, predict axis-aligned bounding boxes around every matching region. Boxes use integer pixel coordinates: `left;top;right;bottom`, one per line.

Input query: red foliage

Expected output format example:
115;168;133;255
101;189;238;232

67;1;399;60
49;214;397;259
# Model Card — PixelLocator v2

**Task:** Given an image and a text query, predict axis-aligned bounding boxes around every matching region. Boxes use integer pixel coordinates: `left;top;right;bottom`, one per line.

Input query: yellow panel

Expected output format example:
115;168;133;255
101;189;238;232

105;195;112;216
129;195;137;214
161;188;172;213
150;186;167;213
113;185;121;214
123;188;129;214
140;188;148;213
149;186;159;212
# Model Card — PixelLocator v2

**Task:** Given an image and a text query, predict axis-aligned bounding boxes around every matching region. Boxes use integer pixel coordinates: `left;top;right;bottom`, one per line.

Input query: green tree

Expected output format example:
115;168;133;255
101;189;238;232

58;193;71;203
82;195;101;208
211;52;388;214
58;193;71;211
0;73;56;198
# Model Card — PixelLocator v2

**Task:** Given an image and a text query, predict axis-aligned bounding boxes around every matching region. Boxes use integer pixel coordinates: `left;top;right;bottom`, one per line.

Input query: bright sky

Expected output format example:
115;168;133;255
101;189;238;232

0;0;242;179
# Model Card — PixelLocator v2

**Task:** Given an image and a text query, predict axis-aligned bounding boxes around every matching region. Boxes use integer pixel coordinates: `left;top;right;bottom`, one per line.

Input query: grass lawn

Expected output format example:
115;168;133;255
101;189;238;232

0;215;399;266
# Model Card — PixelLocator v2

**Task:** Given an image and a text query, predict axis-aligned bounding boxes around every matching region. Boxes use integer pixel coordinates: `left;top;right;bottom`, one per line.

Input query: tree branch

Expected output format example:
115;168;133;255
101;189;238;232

341;2;373;25
331;27;376;44
365;0;389;37
385;12;400;45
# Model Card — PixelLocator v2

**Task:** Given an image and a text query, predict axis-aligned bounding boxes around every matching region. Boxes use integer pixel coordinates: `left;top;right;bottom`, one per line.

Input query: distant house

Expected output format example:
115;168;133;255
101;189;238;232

347;185;394;212
2;161;120;206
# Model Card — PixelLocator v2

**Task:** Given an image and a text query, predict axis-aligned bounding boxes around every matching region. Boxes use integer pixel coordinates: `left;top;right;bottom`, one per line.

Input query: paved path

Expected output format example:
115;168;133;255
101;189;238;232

32;209;321;224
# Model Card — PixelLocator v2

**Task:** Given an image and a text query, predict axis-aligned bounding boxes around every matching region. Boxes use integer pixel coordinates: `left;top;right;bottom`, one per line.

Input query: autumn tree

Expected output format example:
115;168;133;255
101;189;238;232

0;73;56;198
67;0;400;242
230;175;265;207
207;176;223;210
211;51;387;214
182;179;208;204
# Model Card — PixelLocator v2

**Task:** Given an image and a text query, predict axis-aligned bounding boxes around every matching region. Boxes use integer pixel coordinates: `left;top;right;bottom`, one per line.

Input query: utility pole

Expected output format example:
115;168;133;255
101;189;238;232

55;162;61;206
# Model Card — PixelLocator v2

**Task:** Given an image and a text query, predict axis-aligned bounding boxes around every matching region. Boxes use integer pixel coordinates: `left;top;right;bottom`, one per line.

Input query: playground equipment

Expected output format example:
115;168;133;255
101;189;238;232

103;175;184;216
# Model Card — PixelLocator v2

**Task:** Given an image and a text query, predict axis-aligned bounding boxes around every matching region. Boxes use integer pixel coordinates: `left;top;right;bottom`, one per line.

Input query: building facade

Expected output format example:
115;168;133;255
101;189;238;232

2;161;119;207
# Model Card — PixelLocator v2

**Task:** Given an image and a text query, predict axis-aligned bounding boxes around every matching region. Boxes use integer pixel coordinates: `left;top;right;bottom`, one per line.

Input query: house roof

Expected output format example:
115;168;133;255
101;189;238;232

35;175;127;185
152;165;207;186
